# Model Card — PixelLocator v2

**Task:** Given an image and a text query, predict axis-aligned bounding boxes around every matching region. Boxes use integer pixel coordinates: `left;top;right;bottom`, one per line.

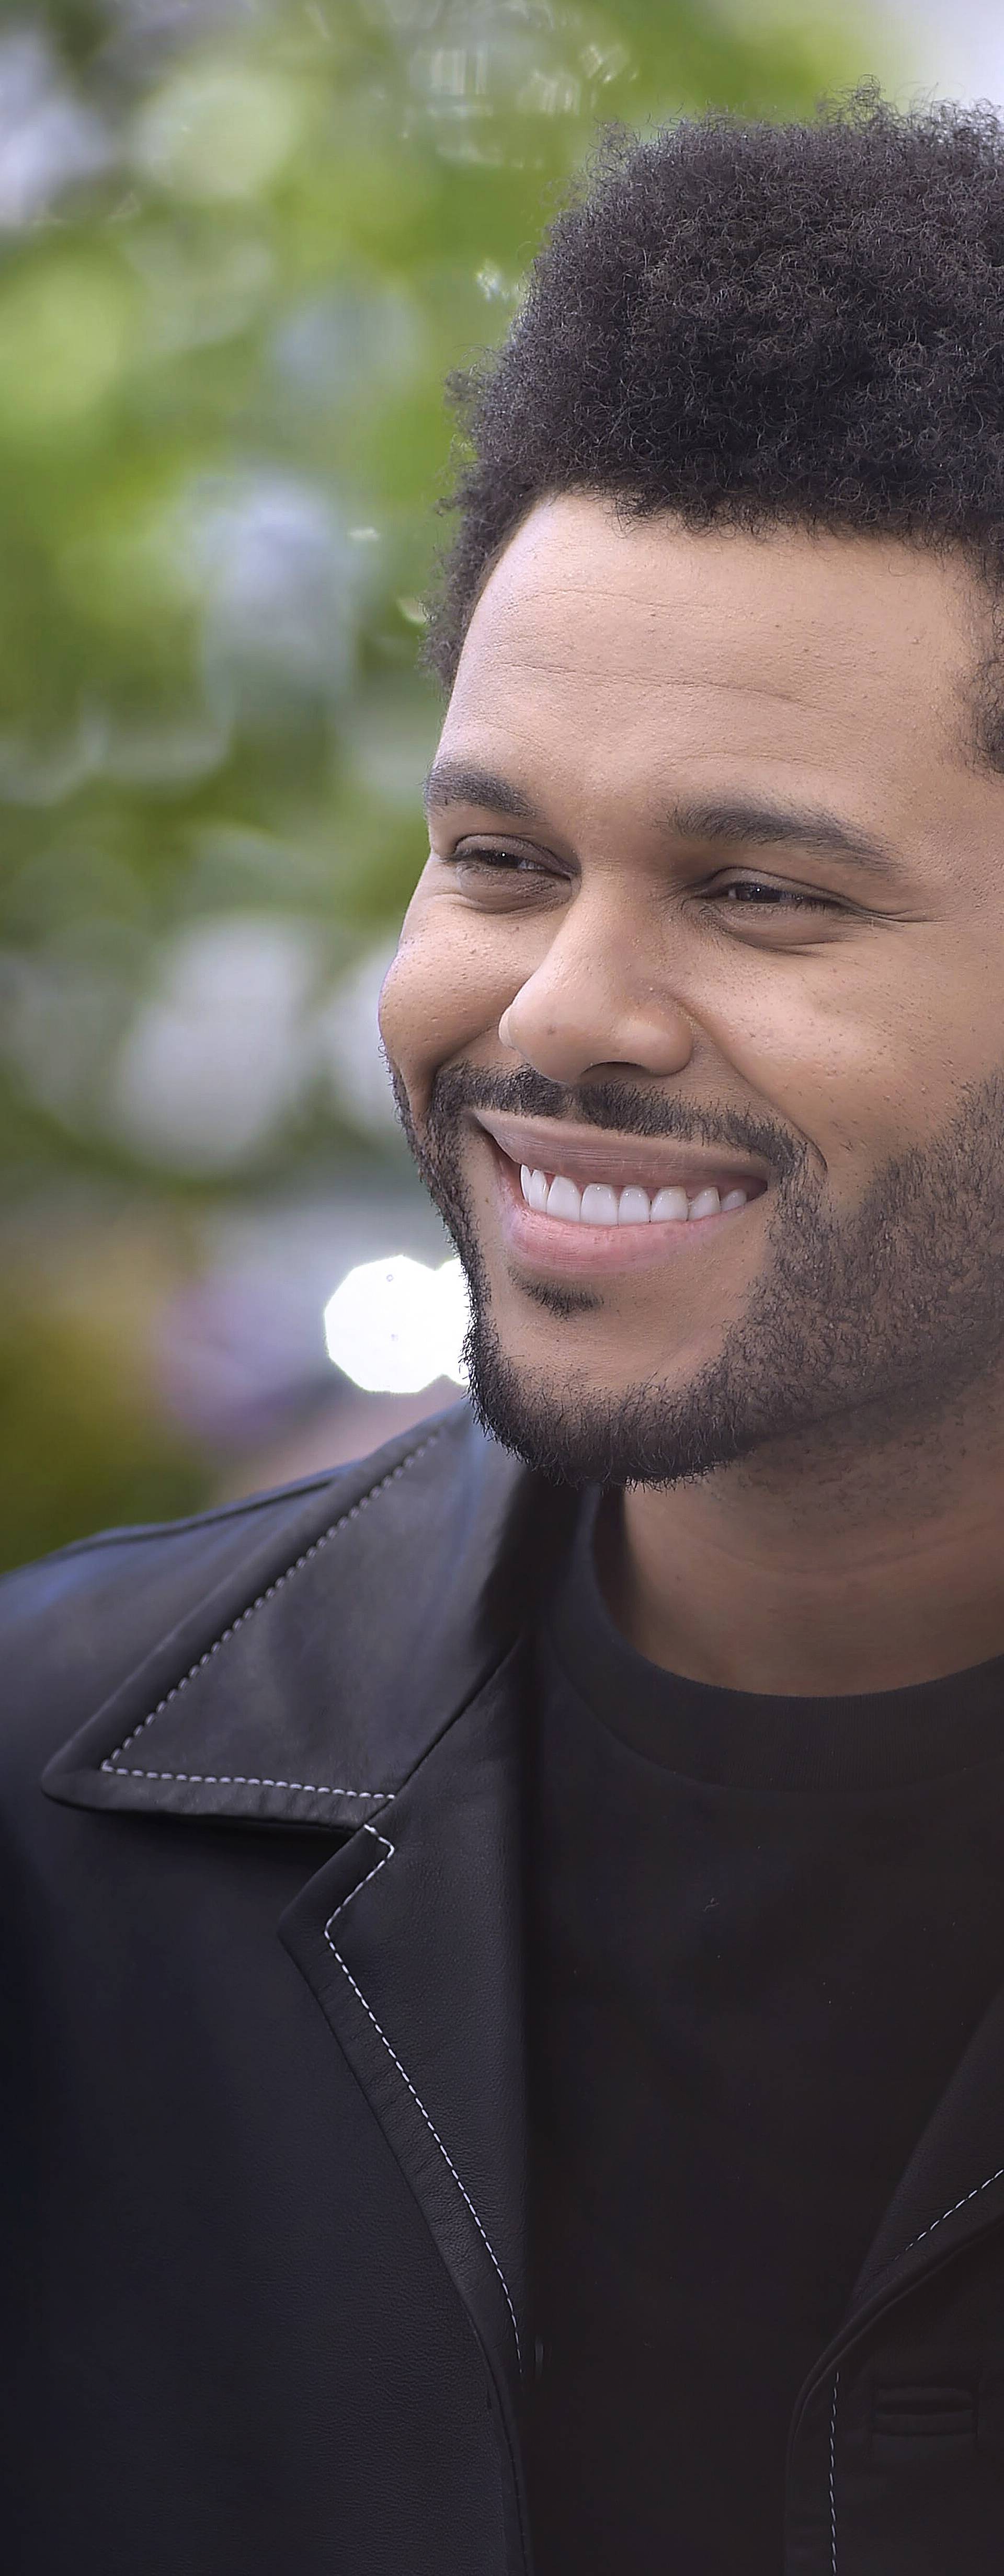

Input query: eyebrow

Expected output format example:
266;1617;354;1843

423;761;909;890
668;795;908;887
423;760;537;822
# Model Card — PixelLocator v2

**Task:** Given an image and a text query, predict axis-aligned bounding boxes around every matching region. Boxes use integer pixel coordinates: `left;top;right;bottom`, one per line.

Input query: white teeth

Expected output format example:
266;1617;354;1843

545;1174;581;1221
649;1186;689;1223
517;1165;750;1224
580;1182;621;1225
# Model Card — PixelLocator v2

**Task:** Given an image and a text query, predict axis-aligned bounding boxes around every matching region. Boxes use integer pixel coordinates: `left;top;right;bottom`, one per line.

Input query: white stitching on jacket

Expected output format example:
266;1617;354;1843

902;2160;1004;2255
829;2163;1004;2554
102;1769;390;1796
93;1418;520;2357
324;1821;521;2362
99;1429;444;1788
829;2372;839;2573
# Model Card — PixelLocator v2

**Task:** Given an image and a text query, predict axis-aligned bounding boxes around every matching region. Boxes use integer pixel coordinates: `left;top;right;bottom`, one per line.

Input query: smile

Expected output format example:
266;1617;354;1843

482;1131;768;1281
519;1167;751;1225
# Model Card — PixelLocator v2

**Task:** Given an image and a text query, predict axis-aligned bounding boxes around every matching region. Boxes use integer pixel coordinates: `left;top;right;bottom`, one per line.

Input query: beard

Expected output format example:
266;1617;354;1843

387;1057;1004;1494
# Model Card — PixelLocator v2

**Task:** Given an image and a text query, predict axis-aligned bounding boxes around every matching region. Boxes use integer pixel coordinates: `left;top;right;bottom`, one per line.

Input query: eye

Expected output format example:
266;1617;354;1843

452;846;537;870
440;842;563;889
709;876;841;914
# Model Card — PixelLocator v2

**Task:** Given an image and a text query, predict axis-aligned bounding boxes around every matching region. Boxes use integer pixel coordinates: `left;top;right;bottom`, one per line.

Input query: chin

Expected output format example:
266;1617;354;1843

462;1310;748;1493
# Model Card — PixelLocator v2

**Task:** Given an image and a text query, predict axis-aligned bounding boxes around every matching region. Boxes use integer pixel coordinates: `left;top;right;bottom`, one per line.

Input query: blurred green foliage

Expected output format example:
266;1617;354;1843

0;0;898;1565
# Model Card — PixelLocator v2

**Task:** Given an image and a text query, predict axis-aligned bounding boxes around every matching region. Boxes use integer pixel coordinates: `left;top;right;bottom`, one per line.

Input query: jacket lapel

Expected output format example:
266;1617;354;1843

41;1406;571;1829
784;1958;1004;2493
41;1404;578;2490
279;1637;532;2392
848;1972;1004;2316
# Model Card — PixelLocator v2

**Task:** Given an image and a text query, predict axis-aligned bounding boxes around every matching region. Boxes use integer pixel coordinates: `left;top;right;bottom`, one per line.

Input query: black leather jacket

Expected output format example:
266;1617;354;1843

4;1398;1004;2573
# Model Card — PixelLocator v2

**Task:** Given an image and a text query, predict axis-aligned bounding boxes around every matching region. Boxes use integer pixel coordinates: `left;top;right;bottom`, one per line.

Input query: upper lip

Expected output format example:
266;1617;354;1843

472;1111;771;1197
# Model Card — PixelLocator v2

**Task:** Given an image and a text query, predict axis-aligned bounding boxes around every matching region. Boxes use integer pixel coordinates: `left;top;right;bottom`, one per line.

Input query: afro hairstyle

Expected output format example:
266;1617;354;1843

424;89;1004;758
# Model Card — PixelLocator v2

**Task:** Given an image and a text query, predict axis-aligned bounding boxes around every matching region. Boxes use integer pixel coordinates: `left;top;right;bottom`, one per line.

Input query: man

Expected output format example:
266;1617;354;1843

8;89;1004;2575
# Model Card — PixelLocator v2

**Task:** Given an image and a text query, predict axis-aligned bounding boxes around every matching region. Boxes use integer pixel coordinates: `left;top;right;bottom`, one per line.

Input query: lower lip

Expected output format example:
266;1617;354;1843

488;1143;762;1279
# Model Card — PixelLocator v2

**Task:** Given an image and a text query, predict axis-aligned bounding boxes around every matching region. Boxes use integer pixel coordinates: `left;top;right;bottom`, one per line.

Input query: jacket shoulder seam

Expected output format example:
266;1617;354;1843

99;1426;446;1789
3;1465;351;1580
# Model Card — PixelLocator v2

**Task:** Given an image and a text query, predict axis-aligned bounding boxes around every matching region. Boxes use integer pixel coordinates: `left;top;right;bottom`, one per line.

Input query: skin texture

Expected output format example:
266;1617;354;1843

379;494;1004;1694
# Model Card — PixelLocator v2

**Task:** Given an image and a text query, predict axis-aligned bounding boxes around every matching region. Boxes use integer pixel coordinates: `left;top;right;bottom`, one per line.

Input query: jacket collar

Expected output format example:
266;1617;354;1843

41;1400;577;2505
42;1401;577;1833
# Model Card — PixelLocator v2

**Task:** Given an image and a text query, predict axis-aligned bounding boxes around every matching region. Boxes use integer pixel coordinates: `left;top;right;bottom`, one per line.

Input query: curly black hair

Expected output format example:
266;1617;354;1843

424;89;1004;752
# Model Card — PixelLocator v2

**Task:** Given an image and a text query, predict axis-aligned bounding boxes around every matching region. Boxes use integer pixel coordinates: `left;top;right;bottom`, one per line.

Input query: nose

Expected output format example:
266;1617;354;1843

497;896;694;1086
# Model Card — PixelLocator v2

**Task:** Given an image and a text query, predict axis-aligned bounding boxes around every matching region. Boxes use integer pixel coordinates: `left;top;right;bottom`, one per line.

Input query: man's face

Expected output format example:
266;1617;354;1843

379;496;1004;1489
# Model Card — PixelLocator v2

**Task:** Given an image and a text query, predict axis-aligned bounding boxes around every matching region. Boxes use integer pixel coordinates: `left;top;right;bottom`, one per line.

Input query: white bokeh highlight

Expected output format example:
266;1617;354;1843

324;1252;470;1394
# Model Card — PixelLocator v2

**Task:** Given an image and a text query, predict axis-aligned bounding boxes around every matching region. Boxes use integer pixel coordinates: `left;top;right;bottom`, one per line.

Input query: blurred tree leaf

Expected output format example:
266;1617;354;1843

0;1268;204;1571
0;0;894;1188
0;0;905;1560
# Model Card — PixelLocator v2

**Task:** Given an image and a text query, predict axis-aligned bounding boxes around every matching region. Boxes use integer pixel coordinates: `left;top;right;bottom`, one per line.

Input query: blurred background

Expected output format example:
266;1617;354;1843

0;0;997;1571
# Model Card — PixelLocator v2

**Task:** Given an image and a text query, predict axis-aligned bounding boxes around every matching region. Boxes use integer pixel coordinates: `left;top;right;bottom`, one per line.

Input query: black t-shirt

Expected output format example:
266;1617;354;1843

523;1488;1004;2574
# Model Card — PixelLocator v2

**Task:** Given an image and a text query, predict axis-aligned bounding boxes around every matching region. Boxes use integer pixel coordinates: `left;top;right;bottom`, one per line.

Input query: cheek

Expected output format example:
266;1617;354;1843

377;912;506;1110
717;959;951;1179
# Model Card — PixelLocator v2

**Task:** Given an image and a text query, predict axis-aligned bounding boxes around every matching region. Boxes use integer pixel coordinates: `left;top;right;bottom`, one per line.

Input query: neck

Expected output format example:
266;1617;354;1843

597;1398;1004;1696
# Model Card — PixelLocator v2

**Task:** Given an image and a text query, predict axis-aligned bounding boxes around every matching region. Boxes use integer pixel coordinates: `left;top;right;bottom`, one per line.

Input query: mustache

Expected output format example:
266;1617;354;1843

422;1063;807;1183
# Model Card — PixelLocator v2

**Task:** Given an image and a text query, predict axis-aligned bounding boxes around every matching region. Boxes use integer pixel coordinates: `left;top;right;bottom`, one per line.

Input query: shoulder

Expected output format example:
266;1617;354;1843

0;1401;475;1783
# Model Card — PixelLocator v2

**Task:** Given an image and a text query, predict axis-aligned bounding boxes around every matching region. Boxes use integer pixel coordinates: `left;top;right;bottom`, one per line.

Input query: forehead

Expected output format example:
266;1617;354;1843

443;496;980;808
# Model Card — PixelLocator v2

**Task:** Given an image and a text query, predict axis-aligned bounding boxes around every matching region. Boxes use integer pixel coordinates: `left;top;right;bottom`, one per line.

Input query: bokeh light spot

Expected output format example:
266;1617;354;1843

324;1253;470;1393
